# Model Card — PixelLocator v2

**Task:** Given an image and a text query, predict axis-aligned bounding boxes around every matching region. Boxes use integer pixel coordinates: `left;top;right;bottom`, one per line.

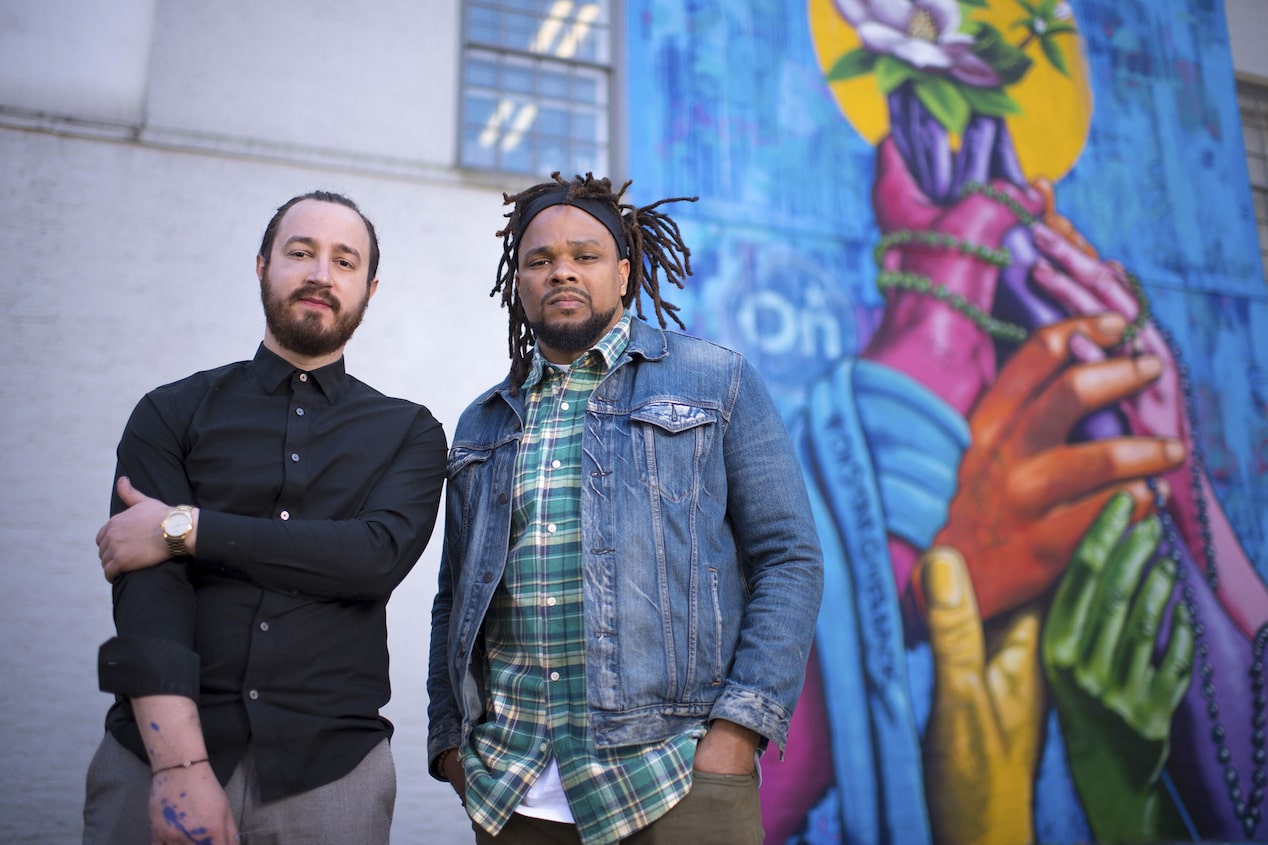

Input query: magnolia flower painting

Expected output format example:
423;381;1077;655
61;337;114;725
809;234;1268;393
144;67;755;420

825;0;1078;203
833;0;1001;86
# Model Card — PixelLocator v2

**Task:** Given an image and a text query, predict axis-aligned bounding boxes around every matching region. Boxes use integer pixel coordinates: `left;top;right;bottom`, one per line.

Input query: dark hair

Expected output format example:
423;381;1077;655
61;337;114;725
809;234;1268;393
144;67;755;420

258;191;380;283
493;172;697;389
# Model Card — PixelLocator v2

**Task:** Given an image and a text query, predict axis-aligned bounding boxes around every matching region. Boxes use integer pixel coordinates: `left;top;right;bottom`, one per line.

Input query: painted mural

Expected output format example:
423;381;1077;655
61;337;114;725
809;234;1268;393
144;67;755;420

627;0;1268;842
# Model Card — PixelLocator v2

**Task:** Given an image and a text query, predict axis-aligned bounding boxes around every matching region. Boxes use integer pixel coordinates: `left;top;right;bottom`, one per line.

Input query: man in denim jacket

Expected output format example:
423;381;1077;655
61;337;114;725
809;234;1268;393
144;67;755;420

427;174;824;845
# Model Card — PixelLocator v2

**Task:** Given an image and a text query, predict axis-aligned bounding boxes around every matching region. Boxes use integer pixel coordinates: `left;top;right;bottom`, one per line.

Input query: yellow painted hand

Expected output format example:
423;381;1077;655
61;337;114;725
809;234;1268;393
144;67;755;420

917;546;1045;845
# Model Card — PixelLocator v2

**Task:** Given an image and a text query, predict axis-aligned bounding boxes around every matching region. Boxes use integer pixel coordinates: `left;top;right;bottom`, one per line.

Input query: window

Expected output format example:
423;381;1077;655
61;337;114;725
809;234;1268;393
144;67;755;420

1239;77;1268;283
460;1;615;177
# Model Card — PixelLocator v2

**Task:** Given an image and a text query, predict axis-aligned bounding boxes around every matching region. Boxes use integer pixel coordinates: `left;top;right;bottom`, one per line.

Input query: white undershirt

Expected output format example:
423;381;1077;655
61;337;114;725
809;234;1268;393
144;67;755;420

515;757;574;823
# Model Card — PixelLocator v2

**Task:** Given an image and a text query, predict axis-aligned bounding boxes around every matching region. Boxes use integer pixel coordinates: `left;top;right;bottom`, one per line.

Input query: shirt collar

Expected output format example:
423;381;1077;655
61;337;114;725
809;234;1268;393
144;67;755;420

521;312;632;394
251;343;347;403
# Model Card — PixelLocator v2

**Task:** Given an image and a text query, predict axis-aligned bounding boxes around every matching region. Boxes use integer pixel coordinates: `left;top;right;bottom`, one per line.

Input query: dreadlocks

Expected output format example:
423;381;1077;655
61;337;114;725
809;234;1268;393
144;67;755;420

491;172;697;391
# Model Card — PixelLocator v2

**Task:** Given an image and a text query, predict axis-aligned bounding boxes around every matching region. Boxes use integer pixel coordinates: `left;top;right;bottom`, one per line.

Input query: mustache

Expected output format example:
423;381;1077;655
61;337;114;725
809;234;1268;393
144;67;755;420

290;286;340;311
543;287;592;307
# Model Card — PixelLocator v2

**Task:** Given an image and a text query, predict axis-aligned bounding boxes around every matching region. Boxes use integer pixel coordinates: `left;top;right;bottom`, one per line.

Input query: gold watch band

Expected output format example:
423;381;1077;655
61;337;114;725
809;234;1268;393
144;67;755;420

163;505;194;558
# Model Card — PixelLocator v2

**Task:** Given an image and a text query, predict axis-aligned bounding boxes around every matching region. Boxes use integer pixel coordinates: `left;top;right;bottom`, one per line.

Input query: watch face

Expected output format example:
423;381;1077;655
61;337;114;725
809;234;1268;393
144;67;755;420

164;512;193;537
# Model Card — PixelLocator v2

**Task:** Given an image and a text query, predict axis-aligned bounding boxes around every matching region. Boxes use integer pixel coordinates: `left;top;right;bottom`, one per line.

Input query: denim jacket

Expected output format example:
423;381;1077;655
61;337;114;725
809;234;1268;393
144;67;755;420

427;319;823;770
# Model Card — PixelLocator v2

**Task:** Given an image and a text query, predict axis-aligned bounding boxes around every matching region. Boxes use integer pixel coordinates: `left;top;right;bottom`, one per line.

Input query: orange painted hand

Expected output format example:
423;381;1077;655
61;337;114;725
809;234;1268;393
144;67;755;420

917;546;1043;845
934;315;1187;621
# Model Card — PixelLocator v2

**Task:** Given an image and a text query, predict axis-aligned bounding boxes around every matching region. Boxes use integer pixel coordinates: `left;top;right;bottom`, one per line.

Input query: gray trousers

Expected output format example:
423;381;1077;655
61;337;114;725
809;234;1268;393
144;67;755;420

83;733;395;845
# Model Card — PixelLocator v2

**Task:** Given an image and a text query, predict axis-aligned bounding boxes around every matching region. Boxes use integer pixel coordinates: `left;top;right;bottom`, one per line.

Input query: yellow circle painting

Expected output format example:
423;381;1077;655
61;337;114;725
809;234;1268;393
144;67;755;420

808;0;1094;183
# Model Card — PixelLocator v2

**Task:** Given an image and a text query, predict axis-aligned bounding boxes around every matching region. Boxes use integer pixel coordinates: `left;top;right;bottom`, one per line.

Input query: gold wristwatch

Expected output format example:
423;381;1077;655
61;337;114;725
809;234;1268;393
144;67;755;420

161;505;194;558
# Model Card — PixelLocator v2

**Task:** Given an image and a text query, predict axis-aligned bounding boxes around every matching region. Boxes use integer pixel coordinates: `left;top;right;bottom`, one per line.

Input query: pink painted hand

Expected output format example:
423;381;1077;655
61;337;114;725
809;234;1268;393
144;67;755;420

865;136;1045;415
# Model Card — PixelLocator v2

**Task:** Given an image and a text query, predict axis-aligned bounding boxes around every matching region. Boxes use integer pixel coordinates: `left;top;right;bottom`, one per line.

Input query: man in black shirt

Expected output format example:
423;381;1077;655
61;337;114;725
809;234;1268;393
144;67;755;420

83;191;447;845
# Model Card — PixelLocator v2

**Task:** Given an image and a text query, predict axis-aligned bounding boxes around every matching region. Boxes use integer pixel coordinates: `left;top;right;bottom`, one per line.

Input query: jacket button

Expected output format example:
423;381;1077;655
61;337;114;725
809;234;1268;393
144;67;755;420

498;493;508;504
483;572;494;583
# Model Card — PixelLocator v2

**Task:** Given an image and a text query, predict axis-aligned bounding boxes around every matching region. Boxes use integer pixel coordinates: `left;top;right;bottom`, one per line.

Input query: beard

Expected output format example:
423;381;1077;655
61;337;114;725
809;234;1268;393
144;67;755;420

529;305;620;359
260;272;370;359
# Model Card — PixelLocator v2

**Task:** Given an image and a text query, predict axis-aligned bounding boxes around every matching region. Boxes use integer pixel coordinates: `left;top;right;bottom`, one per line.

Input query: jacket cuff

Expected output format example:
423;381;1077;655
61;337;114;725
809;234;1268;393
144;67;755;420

708;685;788;753
98;636;201;699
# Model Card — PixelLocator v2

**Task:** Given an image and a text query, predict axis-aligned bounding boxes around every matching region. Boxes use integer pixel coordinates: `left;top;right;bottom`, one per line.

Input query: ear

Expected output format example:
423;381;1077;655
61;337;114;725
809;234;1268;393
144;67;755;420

618;258;631;297
367;277;380;301
256;254;266;282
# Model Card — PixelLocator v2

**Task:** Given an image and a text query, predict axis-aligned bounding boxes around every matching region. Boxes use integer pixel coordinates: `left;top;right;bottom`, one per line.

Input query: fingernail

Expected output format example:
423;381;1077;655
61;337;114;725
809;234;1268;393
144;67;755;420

1068;332;1105;363
1164;439;1185;463
1096;313;1126;334
924;547;963;609
1135;355;1162;379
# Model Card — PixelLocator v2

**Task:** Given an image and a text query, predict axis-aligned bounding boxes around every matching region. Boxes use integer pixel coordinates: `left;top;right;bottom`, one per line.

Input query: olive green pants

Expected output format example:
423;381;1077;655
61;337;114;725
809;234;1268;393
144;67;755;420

472;770;762;844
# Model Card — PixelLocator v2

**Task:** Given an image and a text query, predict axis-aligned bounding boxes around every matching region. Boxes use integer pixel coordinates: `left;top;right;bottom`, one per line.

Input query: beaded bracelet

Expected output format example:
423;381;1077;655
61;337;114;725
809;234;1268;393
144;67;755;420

874;229;1012;268
152;758;209;777
876;270;1029;343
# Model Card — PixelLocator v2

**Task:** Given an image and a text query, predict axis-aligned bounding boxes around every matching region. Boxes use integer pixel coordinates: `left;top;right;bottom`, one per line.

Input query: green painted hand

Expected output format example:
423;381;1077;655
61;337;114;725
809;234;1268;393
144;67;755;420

1041;492;1194;842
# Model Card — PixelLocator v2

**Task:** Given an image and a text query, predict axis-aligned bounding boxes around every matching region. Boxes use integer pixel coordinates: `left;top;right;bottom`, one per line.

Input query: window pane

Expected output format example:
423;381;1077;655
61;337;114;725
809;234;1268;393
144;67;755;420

466;58;499;90
537;107;570;136
571;142;601;175
460;127;497;169
571;110;598;141
503;66;536;95
539;69;571;100
538;138;570;173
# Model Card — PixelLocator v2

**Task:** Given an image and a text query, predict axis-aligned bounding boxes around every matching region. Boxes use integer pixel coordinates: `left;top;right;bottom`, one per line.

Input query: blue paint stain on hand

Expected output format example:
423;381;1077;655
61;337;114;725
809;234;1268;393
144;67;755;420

160;800;212;845
150;722;160;732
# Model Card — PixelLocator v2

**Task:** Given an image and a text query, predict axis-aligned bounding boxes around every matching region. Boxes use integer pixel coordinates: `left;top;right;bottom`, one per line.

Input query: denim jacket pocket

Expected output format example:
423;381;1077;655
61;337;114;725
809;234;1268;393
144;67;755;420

629;401;718;504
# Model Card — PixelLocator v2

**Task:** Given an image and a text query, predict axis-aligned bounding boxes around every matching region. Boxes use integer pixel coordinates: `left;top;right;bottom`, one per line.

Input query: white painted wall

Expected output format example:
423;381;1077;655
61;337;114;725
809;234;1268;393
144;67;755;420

0;0;158;122
1226;0;1268;79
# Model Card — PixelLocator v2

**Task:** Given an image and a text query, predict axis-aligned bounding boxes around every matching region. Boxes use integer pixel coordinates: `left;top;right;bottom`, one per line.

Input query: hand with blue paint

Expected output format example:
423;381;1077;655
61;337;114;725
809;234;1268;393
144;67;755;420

137;696;237;845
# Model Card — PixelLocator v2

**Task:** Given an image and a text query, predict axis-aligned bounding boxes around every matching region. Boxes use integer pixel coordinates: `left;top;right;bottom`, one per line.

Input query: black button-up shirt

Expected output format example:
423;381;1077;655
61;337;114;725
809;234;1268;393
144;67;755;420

98;345;447;801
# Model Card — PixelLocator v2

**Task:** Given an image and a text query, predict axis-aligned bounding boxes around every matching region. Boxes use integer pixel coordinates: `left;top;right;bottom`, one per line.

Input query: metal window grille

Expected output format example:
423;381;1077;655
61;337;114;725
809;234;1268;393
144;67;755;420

459;0;614;177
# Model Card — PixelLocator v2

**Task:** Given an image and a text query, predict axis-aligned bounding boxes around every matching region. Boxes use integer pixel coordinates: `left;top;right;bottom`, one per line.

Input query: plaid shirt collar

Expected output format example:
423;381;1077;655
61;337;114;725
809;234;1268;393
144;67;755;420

521;311;633;395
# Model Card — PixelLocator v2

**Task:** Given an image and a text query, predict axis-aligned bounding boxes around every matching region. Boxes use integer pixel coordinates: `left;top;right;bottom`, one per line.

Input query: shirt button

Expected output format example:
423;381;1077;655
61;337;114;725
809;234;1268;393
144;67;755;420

296;407;305;416
279;510;290;520
299;373;308;382
549;671;560;681
291;453;300;462
259;621;269;632
547;523;557;533
546;596;557;607
561;402;570;410
248;689;260;700
551;460;561;469
539;742;548;753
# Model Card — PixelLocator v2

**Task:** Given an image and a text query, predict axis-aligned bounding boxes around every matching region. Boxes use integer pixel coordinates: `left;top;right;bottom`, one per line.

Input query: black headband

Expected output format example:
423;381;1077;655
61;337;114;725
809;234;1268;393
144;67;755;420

515;188;630;259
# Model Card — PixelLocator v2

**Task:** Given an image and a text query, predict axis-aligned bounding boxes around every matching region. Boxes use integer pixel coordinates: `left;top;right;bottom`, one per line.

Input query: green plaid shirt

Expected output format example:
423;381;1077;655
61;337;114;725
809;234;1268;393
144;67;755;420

463;314;697;844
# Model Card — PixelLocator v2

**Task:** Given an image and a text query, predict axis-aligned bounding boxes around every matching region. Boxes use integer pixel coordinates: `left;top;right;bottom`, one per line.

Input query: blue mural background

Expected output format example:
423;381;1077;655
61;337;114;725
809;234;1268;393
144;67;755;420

625;0;1267;596
625;0;1268;842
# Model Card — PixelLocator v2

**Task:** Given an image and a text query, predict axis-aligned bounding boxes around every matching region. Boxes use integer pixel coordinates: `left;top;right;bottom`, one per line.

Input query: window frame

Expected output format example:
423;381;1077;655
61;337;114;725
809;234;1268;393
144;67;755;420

456;0;625;181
